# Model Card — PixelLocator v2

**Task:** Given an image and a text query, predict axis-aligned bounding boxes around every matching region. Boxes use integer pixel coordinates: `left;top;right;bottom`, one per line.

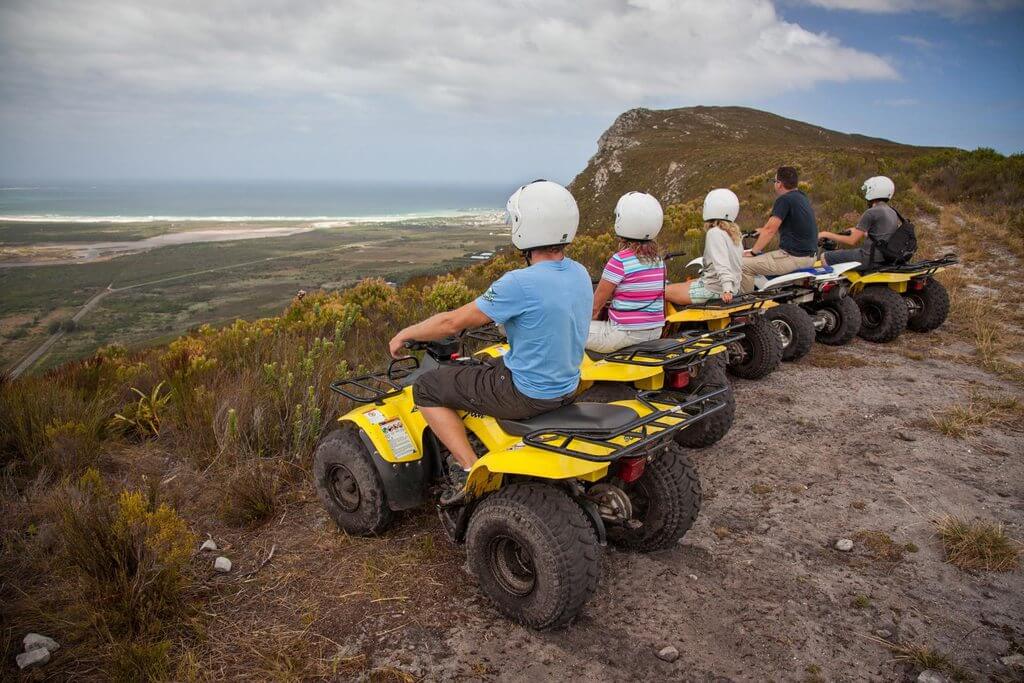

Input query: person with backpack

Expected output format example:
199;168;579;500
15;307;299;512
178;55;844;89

819;176;915;266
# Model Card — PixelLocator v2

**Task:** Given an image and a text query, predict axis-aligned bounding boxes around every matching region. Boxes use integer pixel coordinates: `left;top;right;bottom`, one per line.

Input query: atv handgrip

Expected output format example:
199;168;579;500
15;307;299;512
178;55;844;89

662;251;689;263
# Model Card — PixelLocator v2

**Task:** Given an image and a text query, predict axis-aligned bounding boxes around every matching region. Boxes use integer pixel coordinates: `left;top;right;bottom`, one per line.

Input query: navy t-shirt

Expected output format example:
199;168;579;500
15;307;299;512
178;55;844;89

771;190;819;257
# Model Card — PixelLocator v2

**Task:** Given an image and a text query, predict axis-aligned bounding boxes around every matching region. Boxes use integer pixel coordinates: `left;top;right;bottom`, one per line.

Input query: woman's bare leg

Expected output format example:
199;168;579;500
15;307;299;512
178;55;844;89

665;281;693;306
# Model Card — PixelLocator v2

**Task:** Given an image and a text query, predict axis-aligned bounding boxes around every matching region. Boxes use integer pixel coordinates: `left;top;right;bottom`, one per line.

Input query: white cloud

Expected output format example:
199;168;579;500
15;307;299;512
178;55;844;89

0;0;897;114
898;35;937;49
799;0;1022;15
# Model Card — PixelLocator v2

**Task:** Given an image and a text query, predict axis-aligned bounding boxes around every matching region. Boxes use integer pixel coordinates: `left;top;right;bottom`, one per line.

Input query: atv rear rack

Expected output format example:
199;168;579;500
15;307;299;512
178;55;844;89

520;383;728;462
857;253;958;276
594;324;744;367
679;289;790;311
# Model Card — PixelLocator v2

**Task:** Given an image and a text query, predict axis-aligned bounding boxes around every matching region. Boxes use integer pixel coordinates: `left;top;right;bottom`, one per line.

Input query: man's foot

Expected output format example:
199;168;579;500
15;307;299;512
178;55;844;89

440;463;469;506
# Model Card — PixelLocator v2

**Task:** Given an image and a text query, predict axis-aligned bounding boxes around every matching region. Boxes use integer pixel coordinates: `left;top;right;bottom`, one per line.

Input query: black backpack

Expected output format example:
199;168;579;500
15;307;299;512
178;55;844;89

867;205;917;265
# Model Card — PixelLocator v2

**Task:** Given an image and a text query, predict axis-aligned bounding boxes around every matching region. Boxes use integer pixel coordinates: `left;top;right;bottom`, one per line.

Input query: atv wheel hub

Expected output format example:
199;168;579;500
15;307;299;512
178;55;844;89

814;309;836;333
326;464;361;513
587;483;634;524
770;319;794;349
488;535;536;597
726;340;748;365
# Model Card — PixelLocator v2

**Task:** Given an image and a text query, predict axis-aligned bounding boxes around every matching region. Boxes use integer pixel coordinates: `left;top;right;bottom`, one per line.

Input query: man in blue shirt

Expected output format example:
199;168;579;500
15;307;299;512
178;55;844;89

388;180;592;497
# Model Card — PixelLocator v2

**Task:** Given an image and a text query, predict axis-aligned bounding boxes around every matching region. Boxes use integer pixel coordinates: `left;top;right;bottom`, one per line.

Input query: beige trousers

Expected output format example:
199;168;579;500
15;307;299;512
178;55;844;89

740;250;817;293
586;321;663;354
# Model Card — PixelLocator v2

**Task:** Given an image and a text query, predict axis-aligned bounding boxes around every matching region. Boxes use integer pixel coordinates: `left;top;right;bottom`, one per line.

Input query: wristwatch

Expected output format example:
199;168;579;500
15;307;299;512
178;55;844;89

751;249;763;256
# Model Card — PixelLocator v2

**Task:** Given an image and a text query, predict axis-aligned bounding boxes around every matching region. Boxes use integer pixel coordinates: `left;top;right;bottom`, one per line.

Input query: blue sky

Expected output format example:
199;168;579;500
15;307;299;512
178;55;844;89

0;0;1020;185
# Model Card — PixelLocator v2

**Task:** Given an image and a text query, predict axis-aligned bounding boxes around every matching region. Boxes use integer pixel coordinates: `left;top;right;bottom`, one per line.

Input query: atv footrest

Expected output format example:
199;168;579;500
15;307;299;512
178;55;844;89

520;383;728;462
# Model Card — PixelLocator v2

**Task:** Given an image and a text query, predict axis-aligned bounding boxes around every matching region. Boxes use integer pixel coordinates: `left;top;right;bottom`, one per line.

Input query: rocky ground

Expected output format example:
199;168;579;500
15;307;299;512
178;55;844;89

153;320;1022;683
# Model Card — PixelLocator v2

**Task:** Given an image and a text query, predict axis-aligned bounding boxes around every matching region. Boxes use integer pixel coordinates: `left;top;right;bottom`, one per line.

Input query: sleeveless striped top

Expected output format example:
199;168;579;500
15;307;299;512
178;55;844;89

601;249;666;330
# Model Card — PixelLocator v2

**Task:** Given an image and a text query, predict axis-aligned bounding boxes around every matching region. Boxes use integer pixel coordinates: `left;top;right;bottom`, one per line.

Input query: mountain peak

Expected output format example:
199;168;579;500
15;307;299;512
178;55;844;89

570;106;930;229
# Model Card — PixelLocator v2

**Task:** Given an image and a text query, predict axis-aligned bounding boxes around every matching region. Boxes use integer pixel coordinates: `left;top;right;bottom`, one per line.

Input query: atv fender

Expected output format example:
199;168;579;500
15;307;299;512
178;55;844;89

821;261;860;278
465;448;611;498
758;271;814;291
339;405;431;511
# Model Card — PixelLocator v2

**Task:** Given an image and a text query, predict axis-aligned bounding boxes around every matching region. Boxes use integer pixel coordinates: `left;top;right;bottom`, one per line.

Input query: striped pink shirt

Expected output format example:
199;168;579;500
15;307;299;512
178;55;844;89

601;249;666;330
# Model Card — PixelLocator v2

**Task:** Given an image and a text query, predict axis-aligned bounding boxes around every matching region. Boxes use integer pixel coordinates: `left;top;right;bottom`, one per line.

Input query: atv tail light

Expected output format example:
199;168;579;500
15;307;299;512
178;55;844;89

617;457;646;483
666;369;691;389
911;280;925;291
820;281;836;294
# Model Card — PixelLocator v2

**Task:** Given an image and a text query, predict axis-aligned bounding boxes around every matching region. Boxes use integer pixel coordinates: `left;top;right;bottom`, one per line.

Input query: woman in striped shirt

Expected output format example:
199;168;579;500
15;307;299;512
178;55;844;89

587;192;666;353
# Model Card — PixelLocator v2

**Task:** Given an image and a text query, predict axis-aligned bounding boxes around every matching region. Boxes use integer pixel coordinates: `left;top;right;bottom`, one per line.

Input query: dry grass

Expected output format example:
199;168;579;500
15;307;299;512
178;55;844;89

934;515;1020;572
878;639;975;682
220;464;280;527
854;531;905;562
930;393;1022;438
806;350;870;369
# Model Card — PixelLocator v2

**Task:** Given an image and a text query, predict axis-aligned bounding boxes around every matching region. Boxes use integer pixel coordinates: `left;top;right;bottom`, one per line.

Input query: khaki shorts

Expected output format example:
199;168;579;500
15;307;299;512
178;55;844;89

586;320;663;354
412;356;575;420
740;250;817;293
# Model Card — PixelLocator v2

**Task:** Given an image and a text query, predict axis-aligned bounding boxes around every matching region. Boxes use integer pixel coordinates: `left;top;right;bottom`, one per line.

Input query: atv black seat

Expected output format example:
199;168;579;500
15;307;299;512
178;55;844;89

498;403;638;437
854;254;958;276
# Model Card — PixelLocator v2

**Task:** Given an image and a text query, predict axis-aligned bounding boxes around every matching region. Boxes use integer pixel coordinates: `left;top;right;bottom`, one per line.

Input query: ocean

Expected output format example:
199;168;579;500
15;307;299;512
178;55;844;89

0;180;510;222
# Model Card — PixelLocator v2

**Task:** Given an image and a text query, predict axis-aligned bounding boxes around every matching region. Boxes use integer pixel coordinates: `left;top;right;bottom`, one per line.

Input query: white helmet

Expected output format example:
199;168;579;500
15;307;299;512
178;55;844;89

614;192;663;241
505;180;579;250
862;176;895;201
703;188;740;222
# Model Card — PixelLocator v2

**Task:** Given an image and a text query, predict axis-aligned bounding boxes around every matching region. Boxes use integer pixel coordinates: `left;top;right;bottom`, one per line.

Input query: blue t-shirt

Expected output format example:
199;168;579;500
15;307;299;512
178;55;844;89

475;258;592;399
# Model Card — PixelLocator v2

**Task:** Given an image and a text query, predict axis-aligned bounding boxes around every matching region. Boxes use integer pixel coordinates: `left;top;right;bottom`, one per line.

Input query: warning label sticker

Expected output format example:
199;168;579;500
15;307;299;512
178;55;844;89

380;418;416;459
363;409;386;424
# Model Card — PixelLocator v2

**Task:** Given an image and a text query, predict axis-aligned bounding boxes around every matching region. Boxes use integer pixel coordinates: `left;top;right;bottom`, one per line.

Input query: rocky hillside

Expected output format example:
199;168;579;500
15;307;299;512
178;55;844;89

569;106;939;231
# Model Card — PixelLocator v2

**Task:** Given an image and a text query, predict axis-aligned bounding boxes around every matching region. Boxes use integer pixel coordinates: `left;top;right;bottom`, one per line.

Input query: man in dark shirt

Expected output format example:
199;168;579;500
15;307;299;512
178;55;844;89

740;166;819;292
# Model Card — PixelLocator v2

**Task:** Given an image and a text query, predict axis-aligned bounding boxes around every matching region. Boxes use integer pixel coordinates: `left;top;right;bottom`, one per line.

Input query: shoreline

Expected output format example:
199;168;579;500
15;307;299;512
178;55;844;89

0;212;505;267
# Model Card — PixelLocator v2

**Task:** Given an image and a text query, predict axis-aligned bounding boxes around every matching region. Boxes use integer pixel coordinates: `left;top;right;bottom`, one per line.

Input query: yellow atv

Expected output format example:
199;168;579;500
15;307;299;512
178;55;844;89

313;336;729;629
468;323;743;449
662;252;785;380
821;237;958;342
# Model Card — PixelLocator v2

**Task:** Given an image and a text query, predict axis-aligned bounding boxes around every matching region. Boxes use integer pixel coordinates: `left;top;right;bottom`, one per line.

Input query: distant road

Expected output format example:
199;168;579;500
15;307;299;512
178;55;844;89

4;241;373;378
7;285;112;379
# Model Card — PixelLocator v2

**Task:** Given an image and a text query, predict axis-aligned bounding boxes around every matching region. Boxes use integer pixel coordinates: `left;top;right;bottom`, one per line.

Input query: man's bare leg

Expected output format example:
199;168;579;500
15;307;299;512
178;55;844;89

420;406;477;469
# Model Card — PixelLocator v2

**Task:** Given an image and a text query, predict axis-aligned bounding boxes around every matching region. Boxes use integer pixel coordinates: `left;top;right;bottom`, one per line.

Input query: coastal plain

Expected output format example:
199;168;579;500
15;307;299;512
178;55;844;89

0;216;505;373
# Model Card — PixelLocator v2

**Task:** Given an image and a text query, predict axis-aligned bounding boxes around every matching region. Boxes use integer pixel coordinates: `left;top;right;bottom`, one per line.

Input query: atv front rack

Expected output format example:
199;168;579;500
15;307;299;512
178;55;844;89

330;356;421;403
521;383;728;462
594;324;744;367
